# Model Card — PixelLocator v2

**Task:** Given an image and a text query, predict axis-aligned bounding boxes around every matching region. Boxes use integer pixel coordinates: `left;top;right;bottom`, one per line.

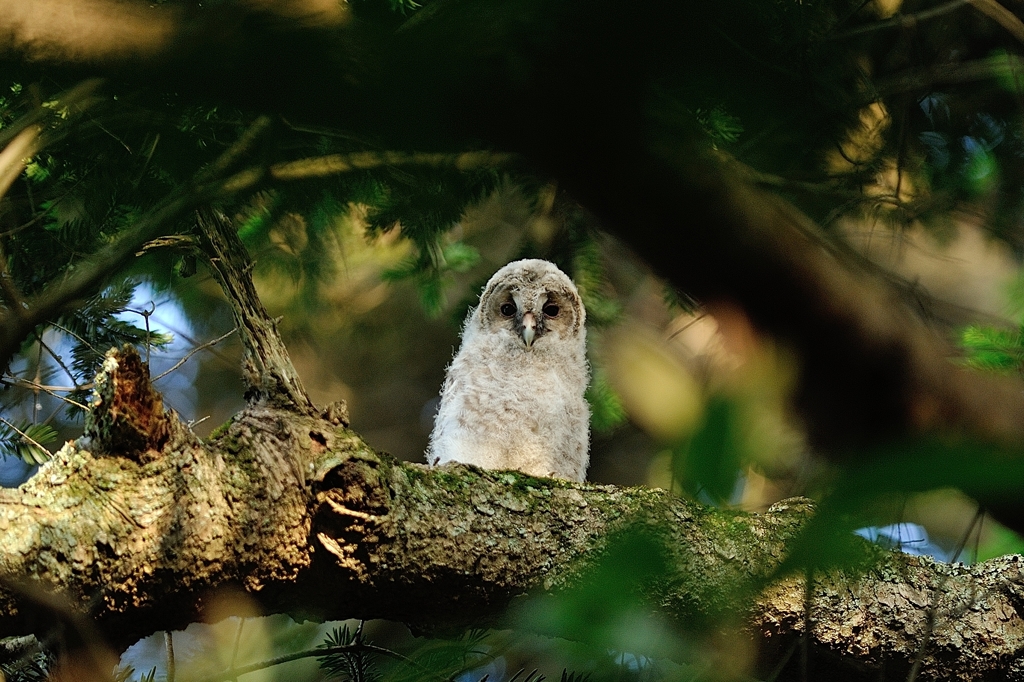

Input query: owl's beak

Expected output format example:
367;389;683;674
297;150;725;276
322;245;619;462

521;311;537;348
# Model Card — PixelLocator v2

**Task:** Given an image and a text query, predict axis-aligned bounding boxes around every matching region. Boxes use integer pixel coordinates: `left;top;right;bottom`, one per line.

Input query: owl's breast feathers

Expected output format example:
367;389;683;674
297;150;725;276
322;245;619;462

429;336;590;480
427;258;590;481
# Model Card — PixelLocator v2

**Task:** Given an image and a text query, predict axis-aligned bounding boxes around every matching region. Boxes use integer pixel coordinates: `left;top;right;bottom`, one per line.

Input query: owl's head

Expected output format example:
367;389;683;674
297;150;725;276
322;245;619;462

470;259;586;351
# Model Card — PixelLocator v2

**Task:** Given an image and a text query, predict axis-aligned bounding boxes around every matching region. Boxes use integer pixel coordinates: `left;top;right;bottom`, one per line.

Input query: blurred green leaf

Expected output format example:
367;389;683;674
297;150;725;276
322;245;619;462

959;324;1024;373
694;105;744;145
779;437;1024;575
672;396;743;505
586;366;627;434
442;241;480;273
515;529;677;660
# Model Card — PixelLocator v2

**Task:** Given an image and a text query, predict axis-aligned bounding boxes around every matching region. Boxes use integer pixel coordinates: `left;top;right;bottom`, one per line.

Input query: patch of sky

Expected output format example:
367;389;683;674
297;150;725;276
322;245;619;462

854;522;968;563
115;280;200;421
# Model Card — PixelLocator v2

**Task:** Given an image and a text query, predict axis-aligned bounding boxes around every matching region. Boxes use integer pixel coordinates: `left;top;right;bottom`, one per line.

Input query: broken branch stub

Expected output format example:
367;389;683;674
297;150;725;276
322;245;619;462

84;345;170;461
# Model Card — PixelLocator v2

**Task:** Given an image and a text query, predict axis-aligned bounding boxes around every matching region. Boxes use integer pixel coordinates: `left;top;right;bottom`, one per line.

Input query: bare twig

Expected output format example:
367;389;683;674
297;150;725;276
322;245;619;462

228;617;245;682
33;330;81;388
165;631;175;682
152;327;238;382
48;322;101;363
2;375;90;410
124;303;156;367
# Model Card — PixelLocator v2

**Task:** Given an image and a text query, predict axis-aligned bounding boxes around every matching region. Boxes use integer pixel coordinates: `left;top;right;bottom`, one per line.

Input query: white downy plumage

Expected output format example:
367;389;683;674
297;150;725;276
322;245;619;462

427;259;590;481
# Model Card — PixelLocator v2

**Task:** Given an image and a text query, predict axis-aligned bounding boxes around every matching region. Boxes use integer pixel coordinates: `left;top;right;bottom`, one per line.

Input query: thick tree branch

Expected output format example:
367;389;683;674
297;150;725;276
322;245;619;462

0;347;1022;679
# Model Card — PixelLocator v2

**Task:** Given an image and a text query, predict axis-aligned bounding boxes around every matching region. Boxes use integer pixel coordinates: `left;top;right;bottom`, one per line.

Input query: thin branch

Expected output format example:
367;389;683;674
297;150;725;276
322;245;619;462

123;303;157;367
228;618;245;682
666;312;707;341
48;322;102;362
32;338;42;424
968;0;1024;45
152;327;238;382
165;631;175;682
0;125;41;202
2;375;90;411
826;0;971;40
0;80;103;150
146;314;239;373
876;54;1024;96
33;330;82;389
198;116;273;183
268;150;516;181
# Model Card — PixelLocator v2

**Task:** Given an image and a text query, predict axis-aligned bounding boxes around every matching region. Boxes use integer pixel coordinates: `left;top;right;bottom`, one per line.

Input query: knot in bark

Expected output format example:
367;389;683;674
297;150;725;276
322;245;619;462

321;400;350;427
313;457;392;580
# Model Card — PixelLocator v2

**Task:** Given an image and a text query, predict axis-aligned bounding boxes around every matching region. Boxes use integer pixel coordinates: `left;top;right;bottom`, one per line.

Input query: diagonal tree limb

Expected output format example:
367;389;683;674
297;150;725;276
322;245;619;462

194;207;315;413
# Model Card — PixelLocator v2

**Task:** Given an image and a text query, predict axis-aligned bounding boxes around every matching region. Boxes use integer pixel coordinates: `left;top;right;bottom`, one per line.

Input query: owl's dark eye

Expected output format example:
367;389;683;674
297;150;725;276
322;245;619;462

500;302;517;317
543;303;560;318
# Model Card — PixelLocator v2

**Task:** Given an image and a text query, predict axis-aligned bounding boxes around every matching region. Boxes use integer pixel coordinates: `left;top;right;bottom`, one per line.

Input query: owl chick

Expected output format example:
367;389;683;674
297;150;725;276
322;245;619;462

427;259;591;481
